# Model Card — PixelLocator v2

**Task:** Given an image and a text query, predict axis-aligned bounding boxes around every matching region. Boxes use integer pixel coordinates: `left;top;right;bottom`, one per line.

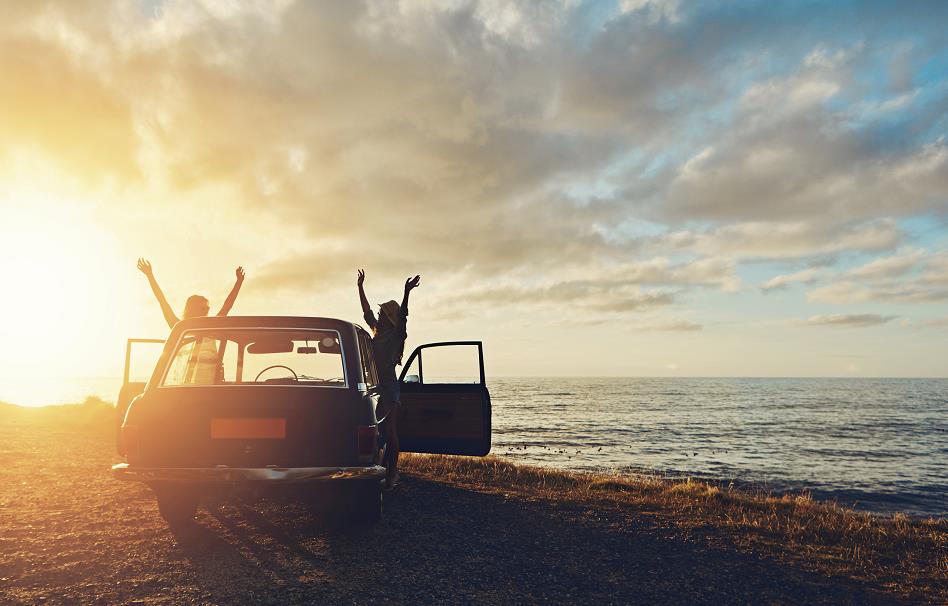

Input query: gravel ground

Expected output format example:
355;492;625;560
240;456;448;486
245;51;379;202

0;409;918;605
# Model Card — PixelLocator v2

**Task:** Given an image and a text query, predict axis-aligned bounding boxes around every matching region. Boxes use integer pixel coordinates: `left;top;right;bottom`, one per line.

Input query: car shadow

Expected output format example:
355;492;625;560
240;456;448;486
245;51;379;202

166;476;908;606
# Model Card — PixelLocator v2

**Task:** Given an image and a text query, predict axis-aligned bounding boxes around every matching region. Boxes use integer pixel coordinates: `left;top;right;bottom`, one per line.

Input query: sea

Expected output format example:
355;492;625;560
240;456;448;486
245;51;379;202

489;377;947;518
7;375;946;518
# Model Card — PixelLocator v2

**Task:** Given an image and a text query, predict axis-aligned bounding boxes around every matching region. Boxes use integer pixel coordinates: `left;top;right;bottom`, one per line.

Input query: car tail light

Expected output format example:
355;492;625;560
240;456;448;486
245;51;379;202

121;425;140;459
357;425;377;463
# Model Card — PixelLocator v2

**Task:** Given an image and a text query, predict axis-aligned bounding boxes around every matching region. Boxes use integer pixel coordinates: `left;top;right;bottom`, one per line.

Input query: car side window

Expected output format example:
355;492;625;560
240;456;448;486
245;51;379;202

358;331;378;387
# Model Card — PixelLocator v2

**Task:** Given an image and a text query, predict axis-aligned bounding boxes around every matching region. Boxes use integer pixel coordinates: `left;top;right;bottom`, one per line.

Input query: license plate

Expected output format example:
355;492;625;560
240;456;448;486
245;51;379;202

211;417;286;439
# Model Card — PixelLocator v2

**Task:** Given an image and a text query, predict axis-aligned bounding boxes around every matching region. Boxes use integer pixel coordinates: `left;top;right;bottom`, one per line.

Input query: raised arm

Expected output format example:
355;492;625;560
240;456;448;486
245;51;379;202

216;266;245;316
137;258;179;329
401;275;420;317
357;269;377;329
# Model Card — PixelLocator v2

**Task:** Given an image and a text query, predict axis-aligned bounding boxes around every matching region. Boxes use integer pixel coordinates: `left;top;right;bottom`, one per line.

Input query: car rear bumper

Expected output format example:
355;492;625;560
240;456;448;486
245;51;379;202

112;463;386;484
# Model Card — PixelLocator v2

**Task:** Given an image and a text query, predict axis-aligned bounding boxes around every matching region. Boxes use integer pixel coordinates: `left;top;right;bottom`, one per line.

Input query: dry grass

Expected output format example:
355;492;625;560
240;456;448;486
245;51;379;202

402;453;948;602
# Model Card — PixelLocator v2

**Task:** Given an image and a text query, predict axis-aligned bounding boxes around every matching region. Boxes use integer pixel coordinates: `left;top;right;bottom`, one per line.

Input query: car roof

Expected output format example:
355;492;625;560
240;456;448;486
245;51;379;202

173;316;357;332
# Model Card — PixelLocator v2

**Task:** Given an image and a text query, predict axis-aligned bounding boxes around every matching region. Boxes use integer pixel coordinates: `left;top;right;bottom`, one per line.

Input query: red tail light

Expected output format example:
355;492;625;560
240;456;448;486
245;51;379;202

121;425;140;459
357;425;377;463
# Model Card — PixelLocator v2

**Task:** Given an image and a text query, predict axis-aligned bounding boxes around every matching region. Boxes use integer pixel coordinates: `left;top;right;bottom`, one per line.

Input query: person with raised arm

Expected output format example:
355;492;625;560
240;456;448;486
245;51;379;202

137;258;245;329
358;269;420;490
136;259;245;385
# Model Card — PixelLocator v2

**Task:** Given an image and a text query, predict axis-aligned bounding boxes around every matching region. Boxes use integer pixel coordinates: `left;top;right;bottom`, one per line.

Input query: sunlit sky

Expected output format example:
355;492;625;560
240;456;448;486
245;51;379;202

1;1;947;405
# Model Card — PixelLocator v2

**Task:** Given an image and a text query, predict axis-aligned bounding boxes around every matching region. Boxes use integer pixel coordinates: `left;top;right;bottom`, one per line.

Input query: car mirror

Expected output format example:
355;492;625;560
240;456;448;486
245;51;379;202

318;336;340;354
404;374;420;384
248;340;294;354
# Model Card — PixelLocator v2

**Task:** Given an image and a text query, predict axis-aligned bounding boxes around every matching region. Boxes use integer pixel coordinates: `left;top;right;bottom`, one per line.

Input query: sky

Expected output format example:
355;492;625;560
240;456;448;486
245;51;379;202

1;0;947;405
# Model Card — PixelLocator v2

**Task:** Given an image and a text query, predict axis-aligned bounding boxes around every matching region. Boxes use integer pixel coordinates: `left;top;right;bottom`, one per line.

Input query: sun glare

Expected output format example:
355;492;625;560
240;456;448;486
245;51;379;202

0;184;131;405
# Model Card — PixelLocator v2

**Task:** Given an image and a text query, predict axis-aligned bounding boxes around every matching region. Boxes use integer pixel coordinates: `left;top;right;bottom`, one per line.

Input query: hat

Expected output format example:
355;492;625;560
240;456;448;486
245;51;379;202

379;300;401;325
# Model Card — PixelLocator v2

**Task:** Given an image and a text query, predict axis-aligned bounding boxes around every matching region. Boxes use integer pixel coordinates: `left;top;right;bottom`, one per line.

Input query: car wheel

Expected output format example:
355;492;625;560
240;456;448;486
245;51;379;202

151;483;200;526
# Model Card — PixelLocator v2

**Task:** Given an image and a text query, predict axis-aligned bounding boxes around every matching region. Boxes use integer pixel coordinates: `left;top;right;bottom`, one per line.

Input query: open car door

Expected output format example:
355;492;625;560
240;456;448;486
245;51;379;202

116;338;165;453
397;341;491;456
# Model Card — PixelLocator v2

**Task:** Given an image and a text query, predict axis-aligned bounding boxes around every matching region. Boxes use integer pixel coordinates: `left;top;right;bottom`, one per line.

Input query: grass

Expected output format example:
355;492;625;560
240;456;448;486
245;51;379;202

402;453;947;602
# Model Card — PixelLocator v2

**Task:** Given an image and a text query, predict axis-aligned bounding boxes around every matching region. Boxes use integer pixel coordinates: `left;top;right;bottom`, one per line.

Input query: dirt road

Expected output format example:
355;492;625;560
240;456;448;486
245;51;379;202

0;407;918;605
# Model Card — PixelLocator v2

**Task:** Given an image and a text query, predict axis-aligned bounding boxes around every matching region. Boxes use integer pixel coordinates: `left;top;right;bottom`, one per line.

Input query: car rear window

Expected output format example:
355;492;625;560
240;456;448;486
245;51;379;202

160;328;347;388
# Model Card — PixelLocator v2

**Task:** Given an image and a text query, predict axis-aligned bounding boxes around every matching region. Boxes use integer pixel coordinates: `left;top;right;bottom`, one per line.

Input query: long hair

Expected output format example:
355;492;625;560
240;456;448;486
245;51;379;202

183;295;210;319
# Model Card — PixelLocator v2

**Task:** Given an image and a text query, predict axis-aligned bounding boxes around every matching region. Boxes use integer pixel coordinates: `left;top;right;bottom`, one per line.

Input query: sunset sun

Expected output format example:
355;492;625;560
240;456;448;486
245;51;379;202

0;182;132;403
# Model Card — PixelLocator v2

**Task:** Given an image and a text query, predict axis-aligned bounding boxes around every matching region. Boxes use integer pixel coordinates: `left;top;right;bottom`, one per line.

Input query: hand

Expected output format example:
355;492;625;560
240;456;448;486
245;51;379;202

357;269;365;286
235;266;245;282
404;275;421;292
137;258;153;277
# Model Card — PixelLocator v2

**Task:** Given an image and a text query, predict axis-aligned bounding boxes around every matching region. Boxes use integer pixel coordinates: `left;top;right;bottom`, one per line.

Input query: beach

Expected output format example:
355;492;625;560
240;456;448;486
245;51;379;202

0;402;944;605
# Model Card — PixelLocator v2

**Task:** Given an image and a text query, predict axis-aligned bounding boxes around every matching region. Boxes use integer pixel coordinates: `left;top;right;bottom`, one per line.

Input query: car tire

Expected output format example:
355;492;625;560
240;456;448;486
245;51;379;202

151;482;199;526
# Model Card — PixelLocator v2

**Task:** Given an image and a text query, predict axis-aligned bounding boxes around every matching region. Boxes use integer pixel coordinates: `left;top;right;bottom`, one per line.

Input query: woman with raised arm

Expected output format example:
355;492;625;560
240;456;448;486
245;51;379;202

136;259;246;385
137;258;245;329
358;268;421;490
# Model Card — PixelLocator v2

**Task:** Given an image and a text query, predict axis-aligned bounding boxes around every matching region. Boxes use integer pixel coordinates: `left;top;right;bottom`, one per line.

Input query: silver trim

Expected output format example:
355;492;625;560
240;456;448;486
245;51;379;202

112;463;385;483
158;327;350;390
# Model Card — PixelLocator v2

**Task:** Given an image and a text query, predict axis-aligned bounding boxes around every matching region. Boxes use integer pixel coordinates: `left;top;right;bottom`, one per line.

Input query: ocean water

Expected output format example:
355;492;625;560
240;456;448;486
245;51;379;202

489;377;948;518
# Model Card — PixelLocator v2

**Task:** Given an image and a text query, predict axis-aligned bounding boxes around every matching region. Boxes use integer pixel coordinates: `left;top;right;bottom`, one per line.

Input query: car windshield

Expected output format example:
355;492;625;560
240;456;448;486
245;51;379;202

161;328;346;387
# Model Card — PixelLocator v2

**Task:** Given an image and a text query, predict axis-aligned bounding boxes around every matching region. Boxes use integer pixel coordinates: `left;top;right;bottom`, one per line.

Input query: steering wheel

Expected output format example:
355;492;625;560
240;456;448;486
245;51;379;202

254;365;299;382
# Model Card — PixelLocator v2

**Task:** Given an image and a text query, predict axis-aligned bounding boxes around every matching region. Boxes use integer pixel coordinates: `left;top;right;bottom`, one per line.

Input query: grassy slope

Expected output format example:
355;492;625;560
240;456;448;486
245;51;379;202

402;454;947;602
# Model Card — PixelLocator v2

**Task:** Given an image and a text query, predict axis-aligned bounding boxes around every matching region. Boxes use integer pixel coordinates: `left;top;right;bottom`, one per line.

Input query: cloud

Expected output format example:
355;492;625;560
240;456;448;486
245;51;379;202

803;314;897;328
423;254;741;318
807;281;948;304
630;35;948;227
807;251;948;304
635;319;702;332
847;248;925;280
441;280;675;316
655;220;901;261
618;0;683;24
761;268;822;291
916;316;948;329
2;0;947;334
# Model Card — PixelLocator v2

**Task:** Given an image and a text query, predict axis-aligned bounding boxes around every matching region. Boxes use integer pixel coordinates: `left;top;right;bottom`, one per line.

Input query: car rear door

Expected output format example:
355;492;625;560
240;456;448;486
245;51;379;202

397;341;491;456
117;338;164;438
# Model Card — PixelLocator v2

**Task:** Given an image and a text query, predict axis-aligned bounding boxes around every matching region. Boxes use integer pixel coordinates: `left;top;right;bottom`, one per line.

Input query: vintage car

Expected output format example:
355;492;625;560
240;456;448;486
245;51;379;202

112;315;491;525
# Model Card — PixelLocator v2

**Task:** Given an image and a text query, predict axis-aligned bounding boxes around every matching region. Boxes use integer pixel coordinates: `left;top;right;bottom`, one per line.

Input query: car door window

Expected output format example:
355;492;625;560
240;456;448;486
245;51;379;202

125;339;165;384
402;343;482;385
358;331;378;387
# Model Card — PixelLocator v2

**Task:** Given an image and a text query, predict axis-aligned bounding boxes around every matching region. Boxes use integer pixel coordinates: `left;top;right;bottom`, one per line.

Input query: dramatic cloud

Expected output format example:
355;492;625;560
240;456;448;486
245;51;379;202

1;0;947;385
4;1;943;290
